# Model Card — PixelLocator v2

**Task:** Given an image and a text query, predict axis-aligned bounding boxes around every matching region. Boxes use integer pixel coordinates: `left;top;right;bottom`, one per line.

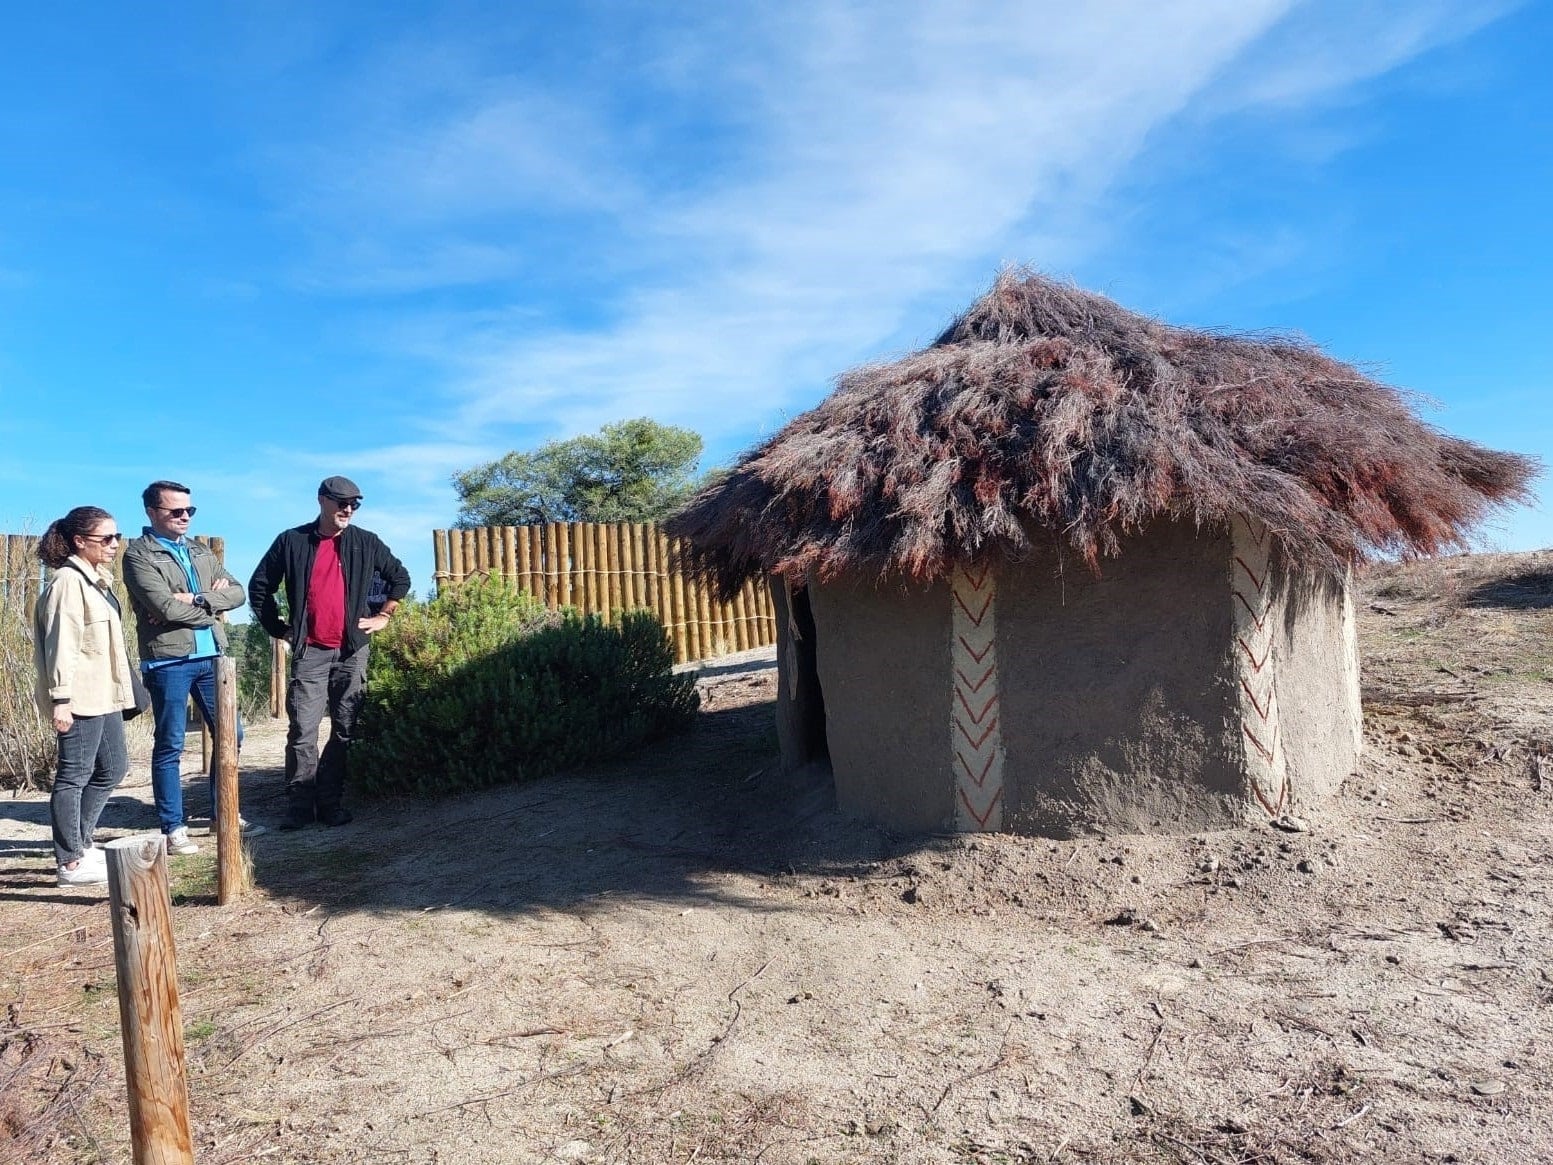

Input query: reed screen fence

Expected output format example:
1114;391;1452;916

433;522;775;664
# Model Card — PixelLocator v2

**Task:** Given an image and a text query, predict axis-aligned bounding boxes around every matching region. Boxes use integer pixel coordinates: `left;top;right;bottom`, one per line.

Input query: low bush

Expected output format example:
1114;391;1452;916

354;576;698;798
0;590;52;790
227;619;280;723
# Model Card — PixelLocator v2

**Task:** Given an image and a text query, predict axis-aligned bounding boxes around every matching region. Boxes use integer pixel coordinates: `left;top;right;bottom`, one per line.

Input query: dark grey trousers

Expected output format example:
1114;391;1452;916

284;643;369;816
52;712;127;865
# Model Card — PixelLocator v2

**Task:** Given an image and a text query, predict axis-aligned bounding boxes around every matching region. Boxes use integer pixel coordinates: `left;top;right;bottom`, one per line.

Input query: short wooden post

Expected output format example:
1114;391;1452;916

105;836;195;1165
197;706;212;775
214;658;248;904
269;639;286;718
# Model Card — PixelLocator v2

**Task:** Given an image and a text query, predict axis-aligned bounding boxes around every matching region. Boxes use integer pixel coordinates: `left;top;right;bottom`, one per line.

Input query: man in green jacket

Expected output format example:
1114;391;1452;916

122;480;255;853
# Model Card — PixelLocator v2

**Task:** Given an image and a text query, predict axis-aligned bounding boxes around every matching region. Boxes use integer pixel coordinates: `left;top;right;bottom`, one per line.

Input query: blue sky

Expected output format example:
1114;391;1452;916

1;1;1547;602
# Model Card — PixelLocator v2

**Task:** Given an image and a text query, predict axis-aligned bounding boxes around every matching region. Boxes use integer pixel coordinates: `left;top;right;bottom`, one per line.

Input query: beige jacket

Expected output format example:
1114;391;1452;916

33;555;136;718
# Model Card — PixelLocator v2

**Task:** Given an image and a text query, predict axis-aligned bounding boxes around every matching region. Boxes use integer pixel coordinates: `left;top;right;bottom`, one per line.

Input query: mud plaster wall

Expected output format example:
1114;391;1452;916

995;521;1245;837
809;578;955;832
1269;560;1363;805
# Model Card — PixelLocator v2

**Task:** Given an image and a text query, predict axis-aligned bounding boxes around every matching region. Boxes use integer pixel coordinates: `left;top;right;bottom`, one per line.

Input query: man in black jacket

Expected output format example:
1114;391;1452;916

248;476;411;829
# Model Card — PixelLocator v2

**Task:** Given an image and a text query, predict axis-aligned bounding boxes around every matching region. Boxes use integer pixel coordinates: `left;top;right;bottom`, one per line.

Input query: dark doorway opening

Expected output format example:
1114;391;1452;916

773;581;829;769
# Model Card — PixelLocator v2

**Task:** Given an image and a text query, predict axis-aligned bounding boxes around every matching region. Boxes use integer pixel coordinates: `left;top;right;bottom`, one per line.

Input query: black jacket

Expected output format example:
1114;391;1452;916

247;522;411;656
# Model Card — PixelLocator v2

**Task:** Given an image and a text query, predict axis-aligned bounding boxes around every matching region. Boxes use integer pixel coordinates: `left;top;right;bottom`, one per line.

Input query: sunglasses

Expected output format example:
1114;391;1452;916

82;533;123;545
326;495;363;511
155;506;198;518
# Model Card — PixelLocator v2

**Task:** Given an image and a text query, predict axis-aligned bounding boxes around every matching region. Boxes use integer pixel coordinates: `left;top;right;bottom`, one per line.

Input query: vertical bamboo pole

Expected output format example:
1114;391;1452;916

653;529;672;643
516;525;533;597
448;527;465;585
105;836;195;1165
571;525;587;621
638;524;653;613
598;523;616;621
757;580;774;645
730;585;750;653
515;531;534;602
433;530;450;594
214;658;248;904
640;523;659;621
501;526;518;589
687;574;709;658
562;521;580;605
593;522;608;617
526;525;543;601
617;523;634;614
542;524;559;608
620;523;639;612
668;535;690;662
705;578;726;657
613;525;625;617
486;527;500;577
592;524;608;620
592;523;604;614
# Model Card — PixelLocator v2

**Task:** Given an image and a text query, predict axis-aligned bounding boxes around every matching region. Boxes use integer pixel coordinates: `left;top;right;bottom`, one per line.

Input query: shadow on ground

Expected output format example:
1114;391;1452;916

243;699;901;918
1466;566;1553;609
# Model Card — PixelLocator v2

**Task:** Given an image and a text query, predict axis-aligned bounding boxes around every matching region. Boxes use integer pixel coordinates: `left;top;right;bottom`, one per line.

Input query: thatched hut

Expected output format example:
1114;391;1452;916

670;272;1537;837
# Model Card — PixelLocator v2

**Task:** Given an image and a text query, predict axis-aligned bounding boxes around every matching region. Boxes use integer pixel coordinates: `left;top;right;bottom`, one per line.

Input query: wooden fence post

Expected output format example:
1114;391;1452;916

270;639;287;718
214;658;249;904
105;835;195;1165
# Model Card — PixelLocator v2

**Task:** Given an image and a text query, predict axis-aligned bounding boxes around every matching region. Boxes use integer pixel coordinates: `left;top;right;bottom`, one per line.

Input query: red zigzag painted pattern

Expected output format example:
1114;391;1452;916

951;564;1003;830
1231;517;1289;817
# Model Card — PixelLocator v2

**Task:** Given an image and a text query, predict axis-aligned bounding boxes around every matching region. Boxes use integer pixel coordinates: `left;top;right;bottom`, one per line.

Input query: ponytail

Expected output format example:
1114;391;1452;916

37;506;114;569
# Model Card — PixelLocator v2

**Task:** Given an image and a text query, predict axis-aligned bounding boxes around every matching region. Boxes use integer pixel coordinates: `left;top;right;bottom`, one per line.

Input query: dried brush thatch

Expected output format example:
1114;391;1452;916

670;271;1537;594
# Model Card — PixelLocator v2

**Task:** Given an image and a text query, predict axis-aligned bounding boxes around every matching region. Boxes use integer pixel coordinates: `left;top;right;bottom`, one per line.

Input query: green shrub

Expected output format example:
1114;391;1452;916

354;577;698;798
227;619;280;723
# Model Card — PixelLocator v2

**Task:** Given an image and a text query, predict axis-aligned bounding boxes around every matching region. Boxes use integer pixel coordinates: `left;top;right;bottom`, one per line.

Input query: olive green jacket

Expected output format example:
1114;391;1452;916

122;531;247;661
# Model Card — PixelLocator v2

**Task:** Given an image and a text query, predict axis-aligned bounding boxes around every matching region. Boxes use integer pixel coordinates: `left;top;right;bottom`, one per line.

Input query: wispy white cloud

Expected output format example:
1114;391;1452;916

1205;0;1519;110
267;0;1512;470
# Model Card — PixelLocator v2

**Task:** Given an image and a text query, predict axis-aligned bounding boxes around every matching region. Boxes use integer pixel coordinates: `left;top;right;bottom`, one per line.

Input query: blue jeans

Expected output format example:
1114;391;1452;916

144;657;244;835
52;712;127;865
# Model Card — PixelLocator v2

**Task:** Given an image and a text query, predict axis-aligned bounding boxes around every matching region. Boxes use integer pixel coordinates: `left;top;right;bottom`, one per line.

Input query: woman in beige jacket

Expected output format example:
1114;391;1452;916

34;506;136;887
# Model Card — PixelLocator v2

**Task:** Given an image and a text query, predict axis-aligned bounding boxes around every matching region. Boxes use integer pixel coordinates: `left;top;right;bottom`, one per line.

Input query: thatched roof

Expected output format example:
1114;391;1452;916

670;271;1538;593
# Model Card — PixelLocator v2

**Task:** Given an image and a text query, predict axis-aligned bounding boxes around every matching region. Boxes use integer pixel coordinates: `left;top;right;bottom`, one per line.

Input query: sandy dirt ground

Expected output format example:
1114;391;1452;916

2;551;1551;1164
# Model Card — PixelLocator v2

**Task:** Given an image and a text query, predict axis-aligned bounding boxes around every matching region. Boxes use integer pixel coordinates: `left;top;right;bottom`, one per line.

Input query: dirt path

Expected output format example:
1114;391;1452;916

3;553;1552;1163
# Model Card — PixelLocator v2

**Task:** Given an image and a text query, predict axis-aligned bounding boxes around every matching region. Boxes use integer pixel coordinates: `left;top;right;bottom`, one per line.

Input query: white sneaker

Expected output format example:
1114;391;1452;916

165;827;200;855
81;846;107;868
240;817;268;837
58;861;108;887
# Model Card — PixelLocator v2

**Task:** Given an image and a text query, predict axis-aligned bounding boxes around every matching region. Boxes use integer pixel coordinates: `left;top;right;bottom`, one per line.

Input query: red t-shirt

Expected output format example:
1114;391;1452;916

305;534;347;648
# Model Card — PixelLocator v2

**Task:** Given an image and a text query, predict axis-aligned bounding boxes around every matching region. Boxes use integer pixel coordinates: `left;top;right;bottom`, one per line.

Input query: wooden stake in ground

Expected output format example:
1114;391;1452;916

104;836;195;1165
214;656;250;904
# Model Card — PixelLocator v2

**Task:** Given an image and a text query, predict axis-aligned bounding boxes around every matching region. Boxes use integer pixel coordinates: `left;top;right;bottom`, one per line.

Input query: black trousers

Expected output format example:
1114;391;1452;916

284;643;368;815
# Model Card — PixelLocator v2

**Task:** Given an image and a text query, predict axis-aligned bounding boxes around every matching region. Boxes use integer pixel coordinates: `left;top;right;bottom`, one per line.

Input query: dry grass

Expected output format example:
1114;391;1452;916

0;588;54;791
671;270;1537;596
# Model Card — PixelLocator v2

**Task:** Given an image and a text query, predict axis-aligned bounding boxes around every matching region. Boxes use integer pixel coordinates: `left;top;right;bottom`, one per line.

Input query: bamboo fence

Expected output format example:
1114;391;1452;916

432;521;775;664
1;532;225;610
1;533;45;617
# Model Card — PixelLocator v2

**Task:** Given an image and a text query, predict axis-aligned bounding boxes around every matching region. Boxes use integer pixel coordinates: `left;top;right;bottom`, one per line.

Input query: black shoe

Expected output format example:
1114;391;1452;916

278;809;314;831
319;807;353;827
